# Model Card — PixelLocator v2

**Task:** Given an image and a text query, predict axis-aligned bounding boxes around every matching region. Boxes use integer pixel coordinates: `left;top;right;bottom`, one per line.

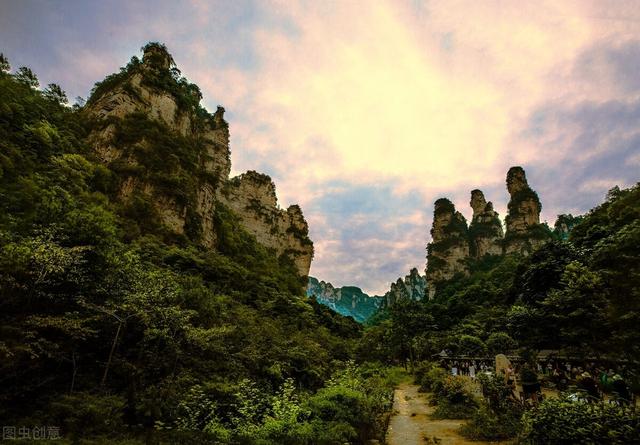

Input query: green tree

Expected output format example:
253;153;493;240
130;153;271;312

43;83;68;104
0;53;10;73
14;66;39;88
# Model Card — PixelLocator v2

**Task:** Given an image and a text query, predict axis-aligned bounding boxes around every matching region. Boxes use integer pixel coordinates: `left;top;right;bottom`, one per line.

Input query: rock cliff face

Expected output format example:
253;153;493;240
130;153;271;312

306;277;383;322
425;166;551;298
220;172;313;275
85;43;313;277
504;166;549;254
380;268;427;307
425;198;470;298
468;189;503;258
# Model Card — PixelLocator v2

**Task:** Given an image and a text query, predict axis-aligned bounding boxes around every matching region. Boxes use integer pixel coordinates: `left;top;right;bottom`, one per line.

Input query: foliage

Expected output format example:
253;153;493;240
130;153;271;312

431;375;478;419
0;53;10;73
486;332;517;354
521;396;640;444
414;361;448;393
0;50;364;444
461;403;522;441
15;66;39;88
460;373;523;440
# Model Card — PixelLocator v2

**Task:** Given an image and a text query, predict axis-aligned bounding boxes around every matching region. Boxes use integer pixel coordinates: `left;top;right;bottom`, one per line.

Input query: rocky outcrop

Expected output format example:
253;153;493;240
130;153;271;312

504;166;550;254
85;43;313;277
380;268;427;307
424;167;551;298
468;189;503;258
219;172;313;276
307;277;384;323
425;199;470;298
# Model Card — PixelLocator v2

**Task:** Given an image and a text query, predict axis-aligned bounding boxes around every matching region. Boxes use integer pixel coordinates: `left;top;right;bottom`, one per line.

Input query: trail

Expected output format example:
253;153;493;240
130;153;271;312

386;382;506;445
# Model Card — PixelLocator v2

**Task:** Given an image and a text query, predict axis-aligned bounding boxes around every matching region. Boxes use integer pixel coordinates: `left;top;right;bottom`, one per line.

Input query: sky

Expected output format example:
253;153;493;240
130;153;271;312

1;0;639;294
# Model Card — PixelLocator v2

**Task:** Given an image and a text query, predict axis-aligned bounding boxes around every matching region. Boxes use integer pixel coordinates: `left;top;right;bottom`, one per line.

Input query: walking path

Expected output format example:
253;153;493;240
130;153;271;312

386;382;507;445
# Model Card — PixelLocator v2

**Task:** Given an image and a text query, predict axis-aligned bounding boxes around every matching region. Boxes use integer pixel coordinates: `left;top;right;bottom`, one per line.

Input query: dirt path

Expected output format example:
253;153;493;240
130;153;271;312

386;383;506;445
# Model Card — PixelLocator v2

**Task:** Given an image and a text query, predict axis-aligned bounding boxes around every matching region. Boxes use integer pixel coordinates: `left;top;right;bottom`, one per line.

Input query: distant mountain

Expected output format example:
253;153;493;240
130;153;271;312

306;277;383;322
379;268;427;307
308;268;427;322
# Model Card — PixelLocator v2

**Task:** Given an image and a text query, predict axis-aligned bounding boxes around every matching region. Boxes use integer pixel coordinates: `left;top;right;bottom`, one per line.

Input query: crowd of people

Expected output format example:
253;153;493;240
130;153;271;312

438;357;635;406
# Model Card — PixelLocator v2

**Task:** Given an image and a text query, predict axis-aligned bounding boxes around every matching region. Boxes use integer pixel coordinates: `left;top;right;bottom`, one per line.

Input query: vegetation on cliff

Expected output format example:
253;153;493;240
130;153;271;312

368;182;640;368
0;51;394;444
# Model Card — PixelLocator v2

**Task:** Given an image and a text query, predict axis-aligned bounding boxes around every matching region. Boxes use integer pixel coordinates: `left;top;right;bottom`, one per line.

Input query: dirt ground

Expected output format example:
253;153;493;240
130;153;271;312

385;382;510;445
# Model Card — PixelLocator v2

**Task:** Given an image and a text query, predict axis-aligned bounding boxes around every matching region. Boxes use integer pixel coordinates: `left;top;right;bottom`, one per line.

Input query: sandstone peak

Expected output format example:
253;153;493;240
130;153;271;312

426;166;551;297
470;189;487;219
142;42;175;71
84;43;314;279
506;166;528;195
426;198;470;296
468;189;503;258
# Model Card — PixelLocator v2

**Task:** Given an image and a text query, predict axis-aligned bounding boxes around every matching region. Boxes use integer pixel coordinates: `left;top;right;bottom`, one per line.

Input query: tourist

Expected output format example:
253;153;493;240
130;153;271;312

577;372;600;401
521;364;541;405
611;375;631;405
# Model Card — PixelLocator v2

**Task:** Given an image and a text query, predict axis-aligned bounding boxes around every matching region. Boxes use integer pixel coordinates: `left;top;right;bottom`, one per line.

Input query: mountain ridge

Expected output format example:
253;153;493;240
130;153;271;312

308;267;427;321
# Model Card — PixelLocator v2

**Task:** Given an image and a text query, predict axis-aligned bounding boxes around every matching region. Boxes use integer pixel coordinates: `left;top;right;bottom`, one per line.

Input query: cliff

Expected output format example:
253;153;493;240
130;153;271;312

85;43;313;277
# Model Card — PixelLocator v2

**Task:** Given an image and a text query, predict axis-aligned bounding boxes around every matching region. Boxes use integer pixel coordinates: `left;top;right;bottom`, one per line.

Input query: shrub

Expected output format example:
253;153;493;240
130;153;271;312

460;403;522;440
414;362;448;393
48;392;125;439
460;373;523;440
521;396;640;444
431;376;478;419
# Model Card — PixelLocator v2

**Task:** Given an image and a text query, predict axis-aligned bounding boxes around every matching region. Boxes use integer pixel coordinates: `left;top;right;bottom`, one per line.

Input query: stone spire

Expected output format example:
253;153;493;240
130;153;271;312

425;198;469;298
142;43;174;70
504;166;549;254
470;189;487;219
468;190;503;258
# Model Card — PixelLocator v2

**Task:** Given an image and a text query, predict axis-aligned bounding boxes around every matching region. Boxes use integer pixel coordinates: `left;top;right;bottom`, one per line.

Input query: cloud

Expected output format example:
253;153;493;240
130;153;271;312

1;0;639;294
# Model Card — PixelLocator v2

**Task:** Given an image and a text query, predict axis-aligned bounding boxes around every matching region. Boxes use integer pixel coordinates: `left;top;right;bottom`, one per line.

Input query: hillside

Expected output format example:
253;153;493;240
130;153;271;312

0;45;391;444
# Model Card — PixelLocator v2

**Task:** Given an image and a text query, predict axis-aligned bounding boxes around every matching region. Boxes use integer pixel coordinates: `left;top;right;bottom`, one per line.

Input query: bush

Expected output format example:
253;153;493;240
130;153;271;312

460;373;523;440
414;361;448;393
48;392;125;439
431;376;478;419
521;396;640;444
460;403;522;440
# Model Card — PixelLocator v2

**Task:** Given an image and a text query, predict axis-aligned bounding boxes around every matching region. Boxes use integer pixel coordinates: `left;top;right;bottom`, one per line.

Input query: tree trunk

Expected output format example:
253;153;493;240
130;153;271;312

101;321;122;387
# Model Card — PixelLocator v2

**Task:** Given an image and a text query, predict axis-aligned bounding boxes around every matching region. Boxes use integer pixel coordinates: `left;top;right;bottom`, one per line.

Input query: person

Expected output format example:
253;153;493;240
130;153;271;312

556;368;568;391
599;368;609;391
611;375;631;405
452;361;458;376
577;372;600;400
469;362;476;379
521;364;541;405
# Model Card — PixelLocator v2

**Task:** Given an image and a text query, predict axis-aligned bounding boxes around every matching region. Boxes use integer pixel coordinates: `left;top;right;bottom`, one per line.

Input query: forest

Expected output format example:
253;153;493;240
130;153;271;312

0;48;639;444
